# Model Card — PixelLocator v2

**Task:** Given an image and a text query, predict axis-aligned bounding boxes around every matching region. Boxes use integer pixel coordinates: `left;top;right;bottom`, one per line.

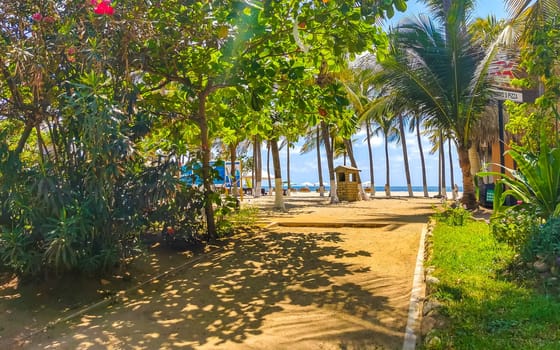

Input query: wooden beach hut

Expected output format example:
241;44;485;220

334;165;360;202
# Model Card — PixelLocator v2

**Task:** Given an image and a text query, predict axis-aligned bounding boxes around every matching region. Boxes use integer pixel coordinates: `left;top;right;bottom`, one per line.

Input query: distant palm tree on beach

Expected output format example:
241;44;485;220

377;0;497;208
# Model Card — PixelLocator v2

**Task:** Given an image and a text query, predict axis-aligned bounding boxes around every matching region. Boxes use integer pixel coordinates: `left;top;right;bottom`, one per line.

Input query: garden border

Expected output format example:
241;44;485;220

402;223;430;350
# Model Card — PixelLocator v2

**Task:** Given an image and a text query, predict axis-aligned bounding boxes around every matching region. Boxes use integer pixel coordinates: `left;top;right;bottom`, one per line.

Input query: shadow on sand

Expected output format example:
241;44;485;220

24;229;406;349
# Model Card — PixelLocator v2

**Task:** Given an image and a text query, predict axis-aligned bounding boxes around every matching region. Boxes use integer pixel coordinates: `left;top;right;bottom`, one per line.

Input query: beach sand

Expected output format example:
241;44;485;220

18;195;440;350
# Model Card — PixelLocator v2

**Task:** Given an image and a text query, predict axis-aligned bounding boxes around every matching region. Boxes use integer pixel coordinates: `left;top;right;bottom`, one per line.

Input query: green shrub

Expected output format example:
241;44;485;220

432;203;472;226
525;217;560;265
0;227;42;277
490;207;541;253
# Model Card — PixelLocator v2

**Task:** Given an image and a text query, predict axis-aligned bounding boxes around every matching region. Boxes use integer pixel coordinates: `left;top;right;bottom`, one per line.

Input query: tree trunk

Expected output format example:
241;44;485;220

437;143;442;197
384;137;391;197
197;92;217;240
270;138;285;210
366;121;376;198
36;125;46;165
468;144;483;201
316;127;325;197
458;143;477;209
416;120;429;197
448;138;456;200
440;132;447;198
321;121;338;203
398;115;413;197
267;141;272;196
254;136;262;197
468;144;481;177
286;140;291;197
230;143;238;198
252;141;256;196
344;139;367;200
14;123;34;156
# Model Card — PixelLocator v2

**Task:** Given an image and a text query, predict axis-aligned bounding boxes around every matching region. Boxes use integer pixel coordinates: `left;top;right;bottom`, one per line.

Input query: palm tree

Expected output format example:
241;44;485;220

372;113;398;197
409;113;430;197
505;0;560;24
343;68;380;198
365;121;377;198
447;136;456;199
299;126;326;196
397;113;414;197
426;128;448;198
378;1;497;208
279;137;292;197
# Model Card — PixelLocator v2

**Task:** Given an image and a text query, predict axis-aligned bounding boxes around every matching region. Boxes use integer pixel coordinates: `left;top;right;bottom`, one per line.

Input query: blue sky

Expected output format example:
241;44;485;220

263;1;508;189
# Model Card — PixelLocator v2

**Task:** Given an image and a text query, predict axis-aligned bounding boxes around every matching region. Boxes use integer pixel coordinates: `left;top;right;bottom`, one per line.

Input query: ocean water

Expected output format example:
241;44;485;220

258;185;463;193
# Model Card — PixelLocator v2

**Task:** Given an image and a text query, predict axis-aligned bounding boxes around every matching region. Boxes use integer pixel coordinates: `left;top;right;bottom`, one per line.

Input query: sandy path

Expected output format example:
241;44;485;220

19;196;437;350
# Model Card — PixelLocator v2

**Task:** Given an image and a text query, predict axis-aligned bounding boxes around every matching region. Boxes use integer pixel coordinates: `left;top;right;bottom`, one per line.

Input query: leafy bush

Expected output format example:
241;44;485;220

150;182;206;247
432;203;472;226
0;74;201;277
0;227;42;277
525;218;560;266
490;207;541;253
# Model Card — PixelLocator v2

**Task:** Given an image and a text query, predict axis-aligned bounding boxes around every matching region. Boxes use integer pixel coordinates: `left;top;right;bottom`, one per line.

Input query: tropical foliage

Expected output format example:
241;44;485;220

482;139;560;220
376;0;497;208
0;0;407;277
468;0;560;288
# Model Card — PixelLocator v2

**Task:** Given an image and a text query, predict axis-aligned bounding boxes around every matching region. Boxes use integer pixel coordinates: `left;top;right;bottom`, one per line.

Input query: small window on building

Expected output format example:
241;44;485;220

338;173;346;182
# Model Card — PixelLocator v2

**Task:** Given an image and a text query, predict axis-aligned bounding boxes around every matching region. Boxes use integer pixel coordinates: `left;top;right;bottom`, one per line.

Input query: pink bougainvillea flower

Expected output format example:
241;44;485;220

32;13;43;21
43;16;55;23
93;0;115;16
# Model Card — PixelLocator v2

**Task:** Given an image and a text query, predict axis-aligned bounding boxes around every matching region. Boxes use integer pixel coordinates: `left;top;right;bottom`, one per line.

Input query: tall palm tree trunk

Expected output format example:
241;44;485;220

270;138;285;210
440;132;447;198
316;127;325;197
321;121;339;203
366;121;376;198
448;138;456;200
416;120;429;197
468;144;481;177
458;144;477;209
438;146;442;197
384;137;391;197
398;115;413;197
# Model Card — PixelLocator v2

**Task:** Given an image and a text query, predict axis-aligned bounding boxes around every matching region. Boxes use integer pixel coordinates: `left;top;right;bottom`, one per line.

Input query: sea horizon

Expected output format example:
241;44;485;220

257;184;463;193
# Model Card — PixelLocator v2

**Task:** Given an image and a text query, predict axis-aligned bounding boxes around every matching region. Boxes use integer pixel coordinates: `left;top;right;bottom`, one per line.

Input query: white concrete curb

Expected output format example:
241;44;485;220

402;224;428;350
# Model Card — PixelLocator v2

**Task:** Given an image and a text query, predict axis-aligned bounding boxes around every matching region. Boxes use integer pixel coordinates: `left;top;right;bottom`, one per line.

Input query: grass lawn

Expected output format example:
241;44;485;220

424;219;560;349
